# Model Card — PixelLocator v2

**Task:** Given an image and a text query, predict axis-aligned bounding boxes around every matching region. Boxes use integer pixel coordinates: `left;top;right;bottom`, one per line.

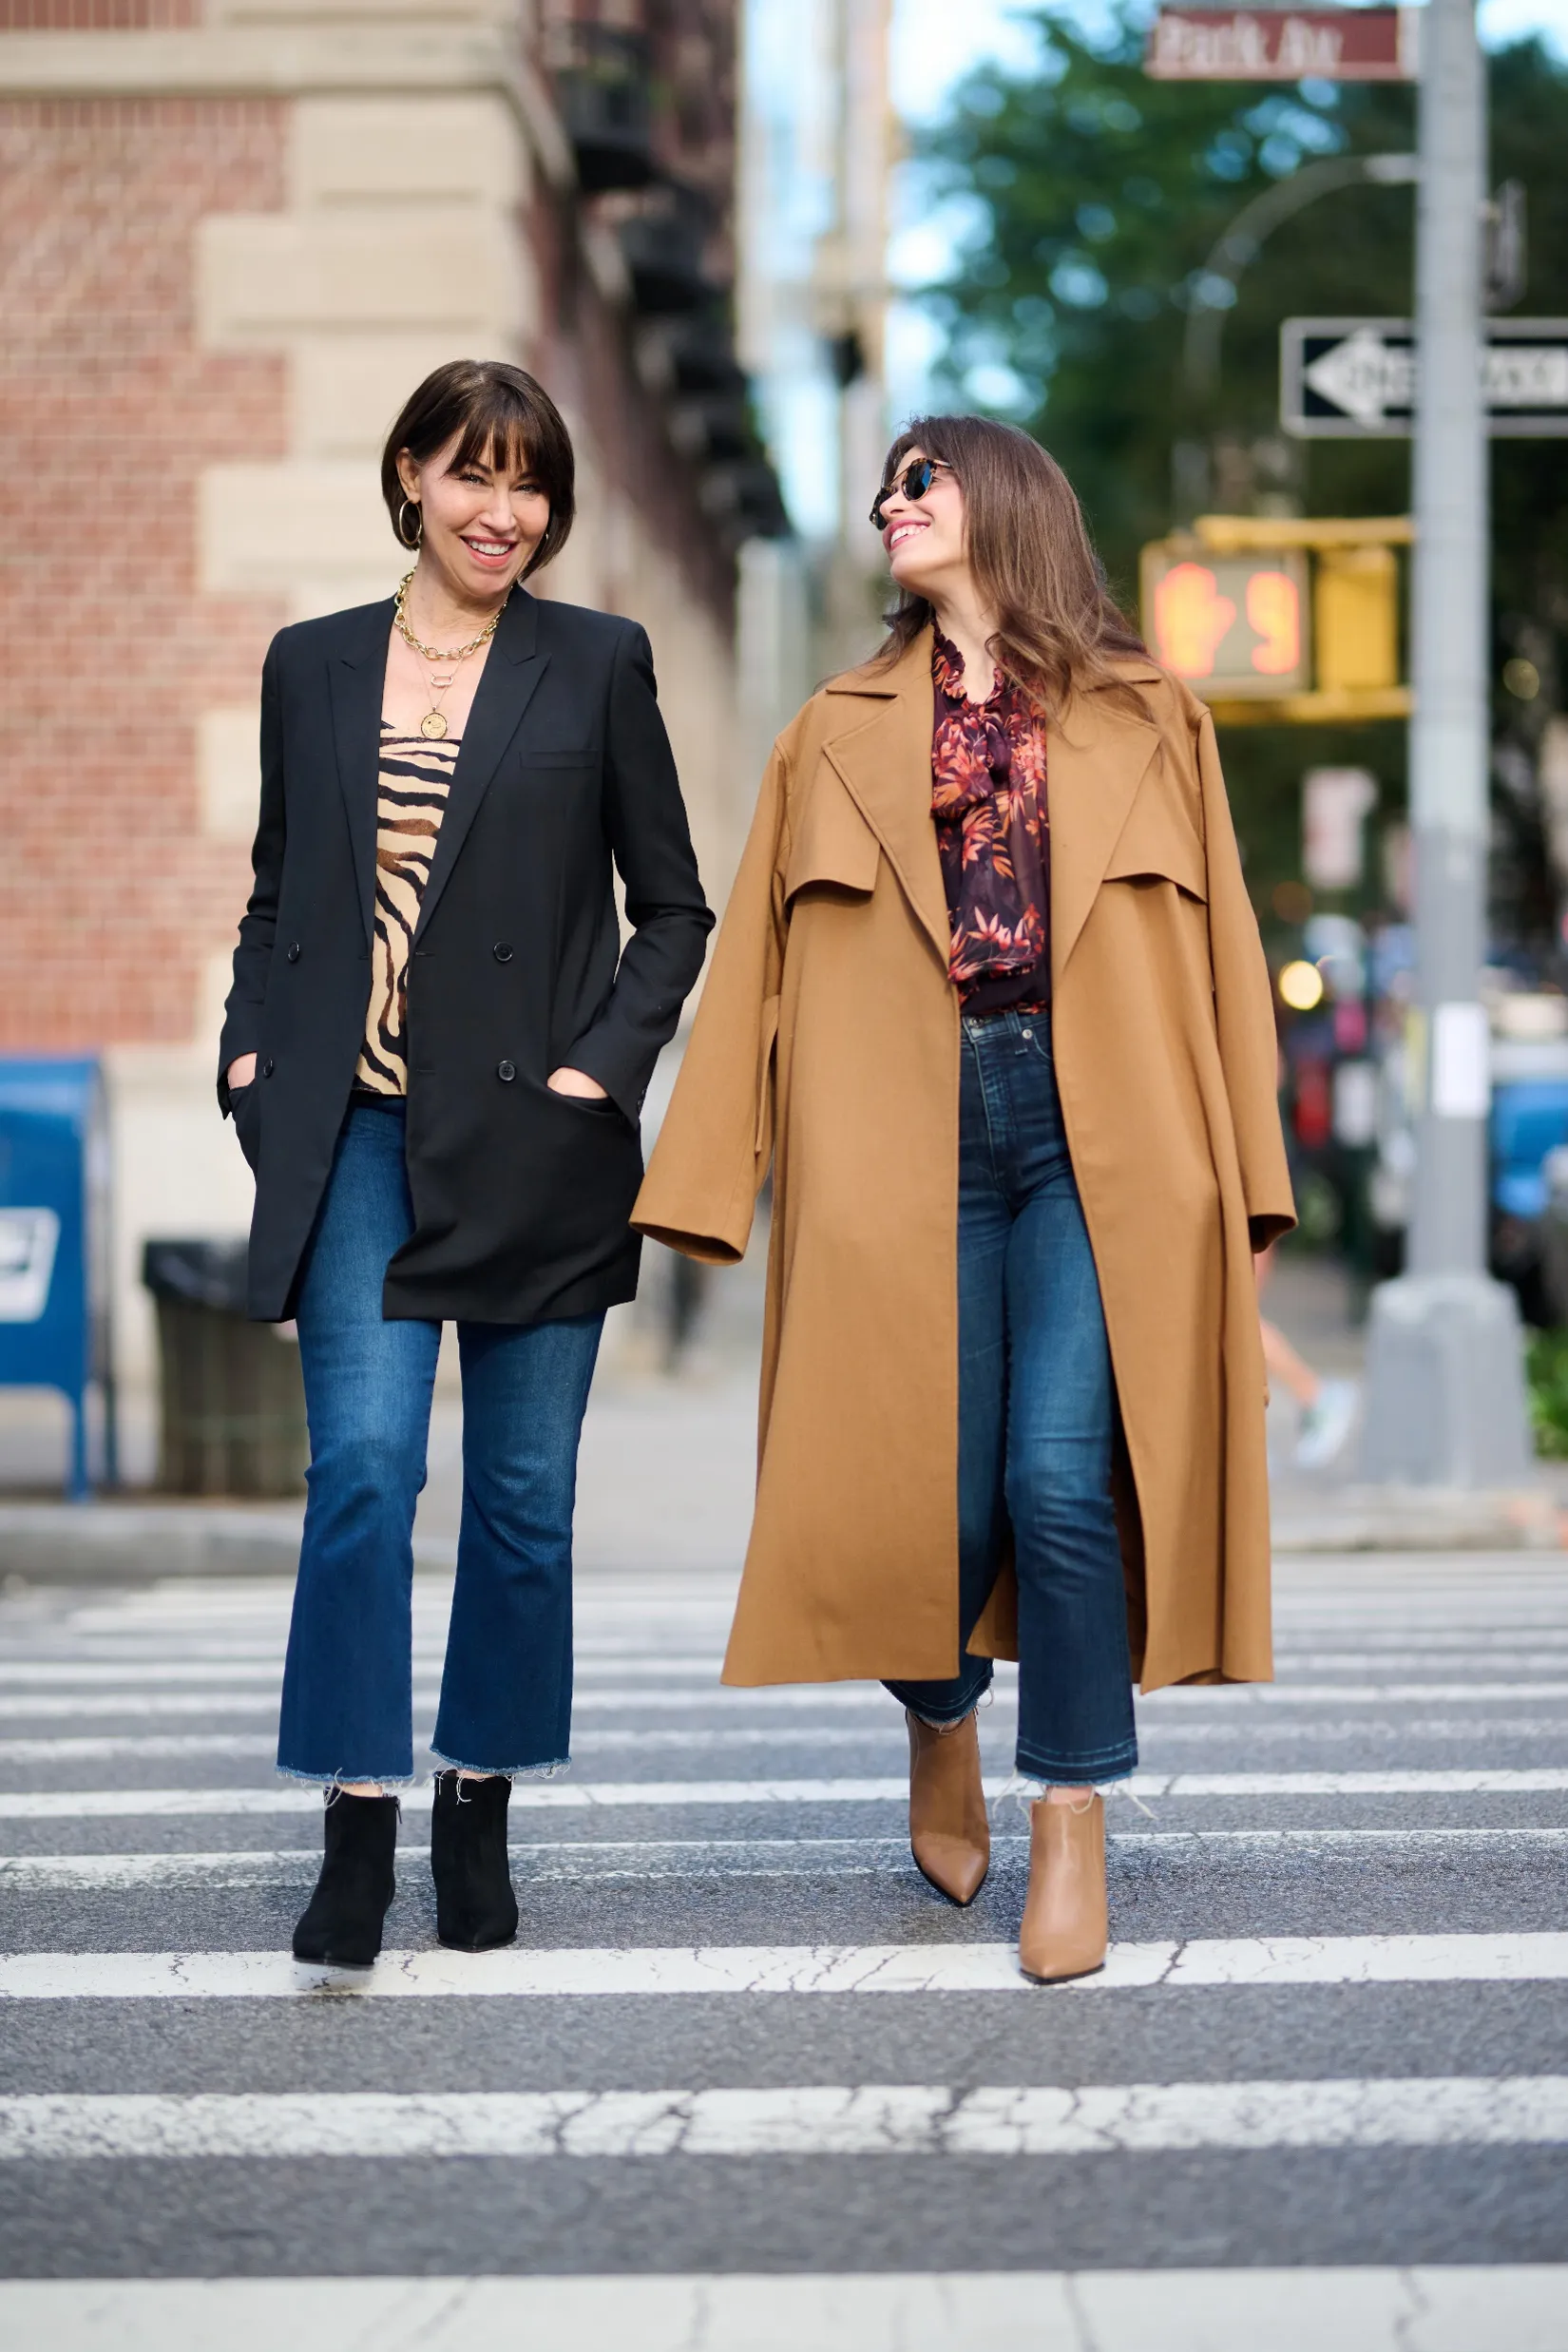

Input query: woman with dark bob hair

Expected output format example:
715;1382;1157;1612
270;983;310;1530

636;416;1292;1980
220;359;711;1966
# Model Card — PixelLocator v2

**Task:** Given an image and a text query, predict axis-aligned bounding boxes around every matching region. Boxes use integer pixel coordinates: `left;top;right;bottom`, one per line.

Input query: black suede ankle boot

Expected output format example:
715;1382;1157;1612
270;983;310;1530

291;1791;399;1967
430;1770;519;1951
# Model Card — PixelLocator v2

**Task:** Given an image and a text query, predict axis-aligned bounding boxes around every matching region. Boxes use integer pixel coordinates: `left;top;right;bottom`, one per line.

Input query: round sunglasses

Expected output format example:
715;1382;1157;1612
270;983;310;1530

870;456;952;530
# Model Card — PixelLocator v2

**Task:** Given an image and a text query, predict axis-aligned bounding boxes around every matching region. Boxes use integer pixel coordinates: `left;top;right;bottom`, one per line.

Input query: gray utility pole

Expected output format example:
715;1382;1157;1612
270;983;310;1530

1360;0;1533;1486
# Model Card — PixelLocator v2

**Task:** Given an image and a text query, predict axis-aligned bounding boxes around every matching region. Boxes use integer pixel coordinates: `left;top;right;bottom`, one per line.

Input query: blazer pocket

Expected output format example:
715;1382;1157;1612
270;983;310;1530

521;741;595;769
553;1087;628;1124
230;1081;260;1173
1102;802;1208;903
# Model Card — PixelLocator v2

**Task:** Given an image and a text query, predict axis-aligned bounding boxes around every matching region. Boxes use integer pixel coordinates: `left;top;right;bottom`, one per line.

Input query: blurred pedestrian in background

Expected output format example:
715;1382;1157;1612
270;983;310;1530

219;360;711;1969
1256;1240;1360;1471
637;415;1292;1983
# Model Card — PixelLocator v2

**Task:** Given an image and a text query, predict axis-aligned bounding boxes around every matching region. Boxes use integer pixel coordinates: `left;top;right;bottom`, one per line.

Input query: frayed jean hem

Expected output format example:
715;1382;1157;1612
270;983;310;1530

277;1765;415;1789
885;1680;992;1730
429;1750;570;1780
1011;1749;1138;1788
904;1702;984;1731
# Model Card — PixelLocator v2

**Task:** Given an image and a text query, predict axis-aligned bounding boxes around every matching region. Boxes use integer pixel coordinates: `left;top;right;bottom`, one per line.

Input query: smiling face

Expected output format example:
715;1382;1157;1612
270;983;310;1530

879;449;970;603
395;430;551;610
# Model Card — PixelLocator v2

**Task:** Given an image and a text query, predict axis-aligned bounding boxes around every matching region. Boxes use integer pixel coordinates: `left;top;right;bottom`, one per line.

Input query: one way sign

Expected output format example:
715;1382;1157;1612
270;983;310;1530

1282;316;1568;438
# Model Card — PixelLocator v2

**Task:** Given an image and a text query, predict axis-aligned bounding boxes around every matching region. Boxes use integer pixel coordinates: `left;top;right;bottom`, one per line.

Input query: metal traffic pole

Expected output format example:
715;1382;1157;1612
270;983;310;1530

1359;0;1533;1486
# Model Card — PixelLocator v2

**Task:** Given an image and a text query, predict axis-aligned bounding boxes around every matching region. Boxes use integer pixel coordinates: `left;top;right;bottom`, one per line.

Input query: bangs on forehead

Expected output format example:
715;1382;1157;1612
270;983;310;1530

381;358;574;574
448;401;534;478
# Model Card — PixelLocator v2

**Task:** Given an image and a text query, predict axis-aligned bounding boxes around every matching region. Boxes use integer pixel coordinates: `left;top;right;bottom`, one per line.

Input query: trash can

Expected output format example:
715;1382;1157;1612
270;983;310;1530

0;1056;114;1499
142;1239;306;1498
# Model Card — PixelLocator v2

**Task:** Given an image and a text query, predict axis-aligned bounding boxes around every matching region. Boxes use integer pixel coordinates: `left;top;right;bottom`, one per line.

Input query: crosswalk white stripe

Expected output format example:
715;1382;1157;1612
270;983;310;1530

4;1767;1567;1819
1141;1682;1568;1704
0;1658;731;1686
8;1680;1567;1723
0;1684;823;1719
0;1695;264;1720
12;1712;1567;1762
0;1735;279;1762
4;1934;1566;2000
1276;1637;1568;1654
29;1625;1568;1655
2;2268;1566;2352
2;2075;1565;2158
5;1824;1567;1891
8;1647;1568;1688
0;1663;303;1687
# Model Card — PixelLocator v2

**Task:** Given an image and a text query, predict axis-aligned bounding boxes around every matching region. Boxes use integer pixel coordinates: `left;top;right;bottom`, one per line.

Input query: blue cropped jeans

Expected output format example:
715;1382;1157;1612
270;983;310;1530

277;1103;603;1786
885;1008;1138;1786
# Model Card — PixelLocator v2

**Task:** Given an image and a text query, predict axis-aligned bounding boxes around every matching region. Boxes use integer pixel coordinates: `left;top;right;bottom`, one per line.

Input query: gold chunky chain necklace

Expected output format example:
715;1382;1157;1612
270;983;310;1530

393;567;505;739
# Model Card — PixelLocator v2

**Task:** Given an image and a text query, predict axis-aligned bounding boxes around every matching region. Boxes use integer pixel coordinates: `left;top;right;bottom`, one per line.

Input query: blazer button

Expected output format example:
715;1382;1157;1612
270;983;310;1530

497;1060;516;1082
492;942;513;964
285;943;300;964
261;1057;275;1078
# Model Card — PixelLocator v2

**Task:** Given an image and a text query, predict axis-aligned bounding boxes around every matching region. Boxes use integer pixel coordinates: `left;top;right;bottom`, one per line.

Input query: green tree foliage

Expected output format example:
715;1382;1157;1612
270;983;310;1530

917;6;1568;942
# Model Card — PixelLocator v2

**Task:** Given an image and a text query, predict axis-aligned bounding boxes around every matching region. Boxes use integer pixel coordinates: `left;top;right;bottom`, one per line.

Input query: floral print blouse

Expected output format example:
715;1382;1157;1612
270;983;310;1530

930;627;1050;1013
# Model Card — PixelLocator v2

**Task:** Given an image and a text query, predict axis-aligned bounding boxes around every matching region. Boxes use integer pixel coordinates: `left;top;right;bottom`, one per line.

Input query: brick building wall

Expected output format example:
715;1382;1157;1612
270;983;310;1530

0;96;288;1051
0;6;201;27
0;3;752;1438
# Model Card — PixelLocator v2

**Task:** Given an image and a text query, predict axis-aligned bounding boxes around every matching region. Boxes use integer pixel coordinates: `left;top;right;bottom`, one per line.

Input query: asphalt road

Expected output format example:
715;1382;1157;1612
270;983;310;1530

0;1551;1565;2348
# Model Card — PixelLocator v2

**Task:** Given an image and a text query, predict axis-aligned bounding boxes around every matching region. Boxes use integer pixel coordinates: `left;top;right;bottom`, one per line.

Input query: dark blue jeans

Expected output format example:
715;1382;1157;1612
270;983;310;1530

277;1104;603;1785
885;1009;1138;1785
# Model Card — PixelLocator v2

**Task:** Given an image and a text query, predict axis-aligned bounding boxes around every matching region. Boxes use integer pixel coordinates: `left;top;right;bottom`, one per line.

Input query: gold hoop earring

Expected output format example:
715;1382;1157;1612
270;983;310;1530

397;499;423;550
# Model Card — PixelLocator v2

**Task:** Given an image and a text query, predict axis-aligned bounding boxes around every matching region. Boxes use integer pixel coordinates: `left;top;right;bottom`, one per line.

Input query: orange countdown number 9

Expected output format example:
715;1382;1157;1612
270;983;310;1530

1246;570;1301;677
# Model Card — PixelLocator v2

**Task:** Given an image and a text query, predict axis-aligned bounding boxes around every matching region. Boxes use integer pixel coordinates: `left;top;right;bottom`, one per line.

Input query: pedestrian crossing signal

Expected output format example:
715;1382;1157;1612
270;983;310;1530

1139;516;1409;723
1141;547;1310;696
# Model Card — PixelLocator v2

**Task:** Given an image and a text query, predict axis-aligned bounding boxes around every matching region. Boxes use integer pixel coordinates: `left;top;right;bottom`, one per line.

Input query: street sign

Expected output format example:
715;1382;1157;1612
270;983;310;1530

1140;544;1310;696
1282;316;1568;438
1146;8;1418;83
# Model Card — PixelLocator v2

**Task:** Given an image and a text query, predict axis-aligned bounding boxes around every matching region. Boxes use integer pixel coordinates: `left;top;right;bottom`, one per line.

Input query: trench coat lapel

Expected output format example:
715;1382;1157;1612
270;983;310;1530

1047;669;1162;987
327;599;394;946
822;631;949;965
414;589;549;945
824;634;1167;982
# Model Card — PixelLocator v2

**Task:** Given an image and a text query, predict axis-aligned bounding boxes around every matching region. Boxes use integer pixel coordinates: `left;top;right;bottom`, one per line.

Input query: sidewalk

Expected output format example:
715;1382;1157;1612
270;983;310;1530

1;1246;1561;1580
1261;1252;1561;1550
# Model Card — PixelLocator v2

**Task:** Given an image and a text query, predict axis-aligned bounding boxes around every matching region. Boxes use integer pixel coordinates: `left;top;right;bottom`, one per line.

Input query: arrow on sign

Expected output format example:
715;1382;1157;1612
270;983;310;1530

1302;328;1416;429
1282;316;1568;438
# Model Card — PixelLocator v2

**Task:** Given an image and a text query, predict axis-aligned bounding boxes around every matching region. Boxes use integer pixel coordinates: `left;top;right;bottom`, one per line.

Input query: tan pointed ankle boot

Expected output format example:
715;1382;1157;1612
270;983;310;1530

1019;1790;1107;1982
906;1707;990;1906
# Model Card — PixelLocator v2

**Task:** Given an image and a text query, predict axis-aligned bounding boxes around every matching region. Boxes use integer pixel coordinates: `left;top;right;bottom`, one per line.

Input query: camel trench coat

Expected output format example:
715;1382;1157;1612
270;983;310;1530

633;627;1295;1693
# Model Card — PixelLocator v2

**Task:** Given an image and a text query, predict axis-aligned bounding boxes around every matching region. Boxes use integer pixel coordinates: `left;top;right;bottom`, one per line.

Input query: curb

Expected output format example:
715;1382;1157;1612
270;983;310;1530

1272;1484;1564;1553
3;1485;1564;1585
0;1505;457;1585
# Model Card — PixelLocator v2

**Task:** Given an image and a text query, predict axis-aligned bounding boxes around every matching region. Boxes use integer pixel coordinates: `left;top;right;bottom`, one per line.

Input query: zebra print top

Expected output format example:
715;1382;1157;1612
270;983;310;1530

354;721;460;1097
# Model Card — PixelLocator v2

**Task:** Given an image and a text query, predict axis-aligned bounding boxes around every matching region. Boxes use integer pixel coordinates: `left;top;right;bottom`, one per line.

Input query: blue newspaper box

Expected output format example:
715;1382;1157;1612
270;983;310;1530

0;1058;113;1498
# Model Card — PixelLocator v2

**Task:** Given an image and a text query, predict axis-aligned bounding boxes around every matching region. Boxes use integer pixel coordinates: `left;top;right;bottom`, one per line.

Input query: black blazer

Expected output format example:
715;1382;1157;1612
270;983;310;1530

218;587;713;1324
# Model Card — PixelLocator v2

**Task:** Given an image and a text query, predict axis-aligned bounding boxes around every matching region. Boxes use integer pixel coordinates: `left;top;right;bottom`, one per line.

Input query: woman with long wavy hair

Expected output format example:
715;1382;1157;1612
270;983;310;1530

634;414;1292;1979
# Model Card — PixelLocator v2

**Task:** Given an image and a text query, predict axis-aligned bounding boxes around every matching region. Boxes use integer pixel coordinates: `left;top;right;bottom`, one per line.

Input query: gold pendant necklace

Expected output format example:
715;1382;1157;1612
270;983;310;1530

394;567;502;741
419;669;457;740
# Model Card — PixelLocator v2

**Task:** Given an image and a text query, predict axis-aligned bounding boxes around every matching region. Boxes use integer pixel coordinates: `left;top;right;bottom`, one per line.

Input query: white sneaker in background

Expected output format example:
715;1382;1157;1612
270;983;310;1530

1295;1375;1360;1470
